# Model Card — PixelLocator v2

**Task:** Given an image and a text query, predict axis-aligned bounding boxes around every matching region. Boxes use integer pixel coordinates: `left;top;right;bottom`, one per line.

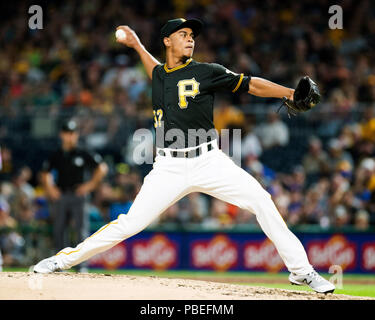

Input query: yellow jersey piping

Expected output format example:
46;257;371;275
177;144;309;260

55;218;121;256
164;58;193;73
232;73;244;93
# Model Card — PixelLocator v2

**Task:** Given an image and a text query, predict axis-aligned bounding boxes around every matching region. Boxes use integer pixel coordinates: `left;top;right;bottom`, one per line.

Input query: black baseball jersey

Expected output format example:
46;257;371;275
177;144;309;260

42;148;103;192
152;58;251;149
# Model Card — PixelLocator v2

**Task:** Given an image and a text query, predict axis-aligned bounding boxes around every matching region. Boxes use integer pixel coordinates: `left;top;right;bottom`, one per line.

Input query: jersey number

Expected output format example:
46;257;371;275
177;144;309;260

177;78;200;109
153;108;163;128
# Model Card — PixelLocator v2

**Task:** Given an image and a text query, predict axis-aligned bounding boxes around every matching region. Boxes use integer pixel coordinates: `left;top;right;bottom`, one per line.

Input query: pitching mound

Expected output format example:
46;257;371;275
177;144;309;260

0;272;370;300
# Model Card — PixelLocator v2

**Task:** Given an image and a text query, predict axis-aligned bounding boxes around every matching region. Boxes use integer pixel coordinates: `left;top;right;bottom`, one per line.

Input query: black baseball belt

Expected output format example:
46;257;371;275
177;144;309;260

157;141;216;158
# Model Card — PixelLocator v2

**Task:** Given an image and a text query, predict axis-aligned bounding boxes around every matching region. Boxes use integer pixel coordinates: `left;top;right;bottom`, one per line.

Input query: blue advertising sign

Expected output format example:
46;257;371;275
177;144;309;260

88;231;375;274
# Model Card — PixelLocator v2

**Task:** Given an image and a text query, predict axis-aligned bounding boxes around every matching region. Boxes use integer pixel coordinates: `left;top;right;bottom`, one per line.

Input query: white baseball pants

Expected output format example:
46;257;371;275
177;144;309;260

54;141;314;275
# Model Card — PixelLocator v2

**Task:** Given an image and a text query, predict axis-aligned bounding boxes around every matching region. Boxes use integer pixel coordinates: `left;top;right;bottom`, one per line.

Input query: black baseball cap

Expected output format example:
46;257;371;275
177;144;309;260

61;119;78;132
160;18;203;42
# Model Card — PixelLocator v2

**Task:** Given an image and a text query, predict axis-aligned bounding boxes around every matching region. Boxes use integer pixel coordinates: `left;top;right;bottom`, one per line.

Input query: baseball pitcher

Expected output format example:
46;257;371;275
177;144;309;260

33;18;334;293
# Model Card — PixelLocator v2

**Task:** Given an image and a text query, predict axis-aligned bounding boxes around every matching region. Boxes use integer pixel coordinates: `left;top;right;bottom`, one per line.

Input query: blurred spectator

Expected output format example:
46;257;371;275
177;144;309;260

243;154;266;185
287;190;304;225
0;147;14;181
360;107;375;143
202;198;235;229
255;112;289;150
158;203;180;224
33;197;50;221
354;209;370;230
329;173;351;210
214;99;245;133
302;137;330;185
326;138;354;174
31;83;60;109
0;197;25;266
0;198;16;229
234;208;256;225
269;180;290;222
109;182;137;221
159;193;210;225
333;205;351;228
182;193;210;224
302;179;330;226
8;166;35;224
282;166;306;193
241;123;263;158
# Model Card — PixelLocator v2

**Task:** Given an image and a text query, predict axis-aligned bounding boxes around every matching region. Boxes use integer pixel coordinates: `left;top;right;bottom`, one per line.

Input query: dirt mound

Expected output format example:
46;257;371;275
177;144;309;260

0;272;370;300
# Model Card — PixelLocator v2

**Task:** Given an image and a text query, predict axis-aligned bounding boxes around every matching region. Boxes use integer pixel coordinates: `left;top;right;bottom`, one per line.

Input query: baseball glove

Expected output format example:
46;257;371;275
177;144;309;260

278;76;321;117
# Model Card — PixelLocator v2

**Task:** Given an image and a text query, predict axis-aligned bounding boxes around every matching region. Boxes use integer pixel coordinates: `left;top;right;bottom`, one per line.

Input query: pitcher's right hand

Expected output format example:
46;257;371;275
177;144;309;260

116;26;142;50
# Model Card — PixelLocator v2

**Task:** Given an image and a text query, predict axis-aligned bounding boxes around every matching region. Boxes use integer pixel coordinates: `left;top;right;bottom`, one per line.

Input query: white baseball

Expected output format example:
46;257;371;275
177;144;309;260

116;29;127;41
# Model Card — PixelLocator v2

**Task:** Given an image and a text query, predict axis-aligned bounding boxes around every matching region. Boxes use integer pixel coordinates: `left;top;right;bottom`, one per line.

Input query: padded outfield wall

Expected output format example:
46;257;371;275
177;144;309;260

87;227;375;274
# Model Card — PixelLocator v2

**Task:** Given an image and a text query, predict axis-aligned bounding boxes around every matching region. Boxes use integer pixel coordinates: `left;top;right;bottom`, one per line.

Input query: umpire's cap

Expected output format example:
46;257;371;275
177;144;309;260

61;119;78;132
160;18;203;41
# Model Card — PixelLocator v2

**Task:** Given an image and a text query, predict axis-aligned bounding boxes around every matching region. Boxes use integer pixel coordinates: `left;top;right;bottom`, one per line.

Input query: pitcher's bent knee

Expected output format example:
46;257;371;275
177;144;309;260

242;189;275;215
117;213;150;239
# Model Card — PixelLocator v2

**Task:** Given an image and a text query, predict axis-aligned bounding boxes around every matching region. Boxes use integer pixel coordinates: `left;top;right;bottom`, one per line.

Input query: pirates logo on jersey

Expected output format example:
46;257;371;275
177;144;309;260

177;78;200;109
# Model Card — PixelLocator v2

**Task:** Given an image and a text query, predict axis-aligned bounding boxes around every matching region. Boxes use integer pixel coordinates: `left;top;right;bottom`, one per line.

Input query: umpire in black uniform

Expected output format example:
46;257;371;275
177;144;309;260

42;119;108;253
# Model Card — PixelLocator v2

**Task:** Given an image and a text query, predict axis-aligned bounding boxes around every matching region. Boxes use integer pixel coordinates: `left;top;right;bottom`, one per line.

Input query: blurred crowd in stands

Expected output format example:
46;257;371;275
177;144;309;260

1;0;375;265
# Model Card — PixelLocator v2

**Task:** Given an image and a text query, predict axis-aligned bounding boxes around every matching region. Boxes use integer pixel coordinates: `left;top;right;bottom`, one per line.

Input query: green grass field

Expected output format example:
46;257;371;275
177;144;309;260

4;267;375;298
